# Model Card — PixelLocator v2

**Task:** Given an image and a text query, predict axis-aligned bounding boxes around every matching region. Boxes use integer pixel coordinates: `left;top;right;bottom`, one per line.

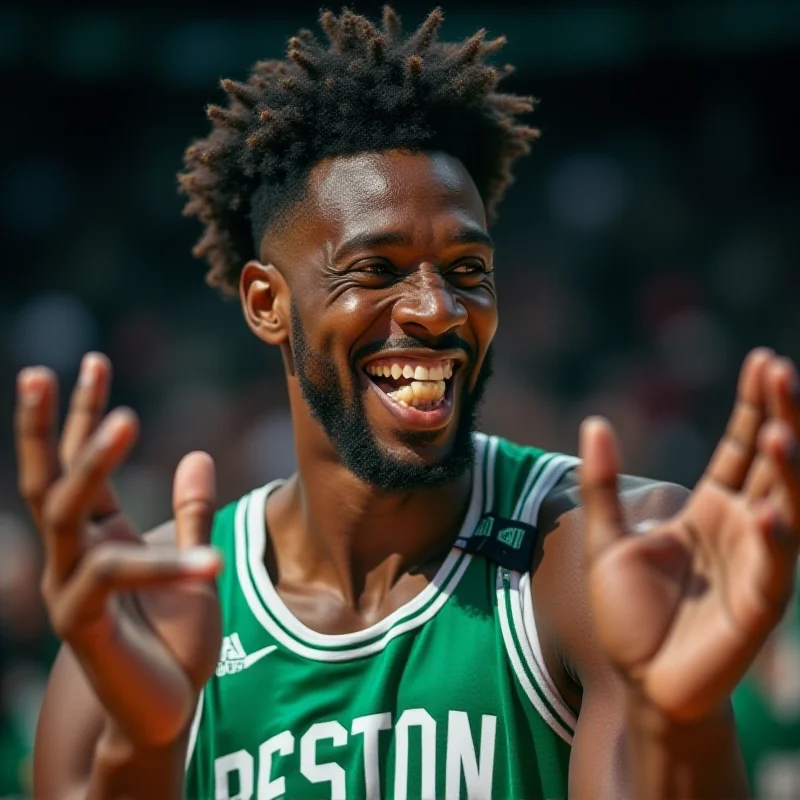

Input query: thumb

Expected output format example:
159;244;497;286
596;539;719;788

173;451;218;551
579;416;626;562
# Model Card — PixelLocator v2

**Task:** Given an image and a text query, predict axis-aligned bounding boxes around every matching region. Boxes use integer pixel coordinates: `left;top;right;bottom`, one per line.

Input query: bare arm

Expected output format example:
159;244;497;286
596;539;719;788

34;646;104;800
34;639;187;800
32;524;193;800
536;474;748;798
16;356;222;800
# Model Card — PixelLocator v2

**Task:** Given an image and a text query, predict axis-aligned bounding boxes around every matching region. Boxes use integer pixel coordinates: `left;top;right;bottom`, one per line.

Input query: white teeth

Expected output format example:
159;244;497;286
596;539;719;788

397;385;414;404
389;380;446;407
365;357;455;412
365;359;456;383
396;397;445;410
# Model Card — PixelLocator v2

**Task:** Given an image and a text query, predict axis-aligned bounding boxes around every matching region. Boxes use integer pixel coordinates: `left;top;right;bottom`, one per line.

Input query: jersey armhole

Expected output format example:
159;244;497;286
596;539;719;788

499;568;577;746
519;570;578;733
522;453;580;734
497;454;580;744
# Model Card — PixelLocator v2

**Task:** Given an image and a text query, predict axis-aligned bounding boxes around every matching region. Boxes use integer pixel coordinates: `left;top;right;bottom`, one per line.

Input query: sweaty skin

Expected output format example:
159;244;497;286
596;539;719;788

21;152;799;799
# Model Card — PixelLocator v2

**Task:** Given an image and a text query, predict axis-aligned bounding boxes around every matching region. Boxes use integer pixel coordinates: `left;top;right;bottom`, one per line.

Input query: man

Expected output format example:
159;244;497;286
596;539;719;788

15;8;800;799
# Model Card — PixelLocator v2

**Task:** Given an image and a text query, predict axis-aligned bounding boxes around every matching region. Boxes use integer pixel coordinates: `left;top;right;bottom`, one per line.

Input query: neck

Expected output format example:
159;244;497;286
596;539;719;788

266;407;474;611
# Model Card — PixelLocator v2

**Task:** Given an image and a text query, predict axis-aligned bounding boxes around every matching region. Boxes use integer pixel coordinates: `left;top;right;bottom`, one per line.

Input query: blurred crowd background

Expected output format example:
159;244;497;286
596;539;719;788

1;0;799;796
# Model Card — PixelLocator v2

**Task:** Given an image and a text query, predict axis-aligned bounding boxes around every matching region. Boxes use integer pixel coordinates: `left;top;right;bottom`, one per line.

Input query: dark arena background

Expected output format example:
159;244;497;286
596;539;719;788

1;0;799;796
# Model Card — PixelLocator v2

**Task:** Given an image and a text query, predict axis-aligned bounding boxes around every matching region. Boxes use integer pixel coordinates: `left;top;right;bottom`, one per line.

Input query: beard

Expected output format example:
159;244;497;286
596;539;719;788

290;301;493;492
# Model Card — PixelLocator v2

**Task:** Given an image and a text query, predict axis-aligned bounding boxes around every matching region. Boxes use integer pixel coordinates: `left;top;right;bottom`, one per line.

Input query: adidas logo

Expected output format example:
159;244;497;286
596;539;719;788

216;633;277;677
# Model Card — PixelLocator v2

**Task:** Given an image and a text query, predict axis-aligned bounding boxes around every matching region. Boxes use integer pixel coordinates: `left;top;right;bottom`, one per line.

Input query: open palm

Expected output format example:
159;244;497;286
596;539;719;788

16;354;222;745
581;349;800;721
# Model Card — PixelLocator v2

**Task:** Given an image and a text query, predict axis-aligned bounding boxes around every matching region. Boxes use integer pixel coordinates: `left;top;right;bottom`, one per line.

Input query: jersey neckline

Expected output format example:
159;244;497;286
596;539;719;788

234;434;491;660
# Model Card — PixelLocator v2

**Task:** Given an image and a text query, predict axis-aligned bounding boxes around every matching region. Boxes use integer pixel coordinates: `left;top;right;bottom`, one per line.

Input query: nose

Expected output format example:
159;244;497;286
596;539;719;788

391;265;468;338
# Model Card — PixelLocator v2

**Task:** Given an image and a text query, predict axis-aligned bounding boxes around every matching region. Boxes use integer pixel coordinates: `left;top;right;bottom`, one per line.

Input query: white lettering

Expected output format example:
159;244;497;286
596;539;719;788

214;749;254;800
351;712;392;800
212;709;498;798
445;711;497;799
300;720;348;799
394;709;436;800
258;730;295;800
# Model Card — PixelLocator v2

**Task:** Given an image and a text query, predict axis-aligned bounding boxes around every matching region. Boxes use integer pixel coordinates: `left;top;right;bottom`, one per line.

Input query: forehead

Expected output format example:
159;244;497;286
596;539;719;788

304;150;486;243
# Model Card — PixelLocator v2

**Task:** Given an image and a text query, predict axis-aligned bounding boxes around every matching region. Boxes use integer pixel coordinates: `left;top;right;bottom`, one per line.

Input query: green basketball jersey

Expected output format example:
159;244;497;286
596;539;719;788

185;434;580;799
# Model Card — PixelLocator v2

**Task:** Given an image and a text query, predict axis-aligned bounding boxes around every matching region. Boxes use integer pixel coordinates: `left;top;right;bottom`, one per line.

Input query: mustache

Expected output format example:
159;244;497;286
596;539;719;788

353;334;476;364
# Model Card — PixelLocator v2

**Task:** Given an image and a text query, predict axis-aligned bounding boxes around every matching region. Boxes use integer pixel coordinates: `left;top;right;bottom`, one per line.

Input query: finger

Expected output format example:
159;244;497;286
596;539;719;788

758;419;800;534
766;357;800;434
743;453;775;502
60;353;112;465
43;409;140;582
15;367;60;526
743;356;797;502
704;348;773;490
60;353;119;519
52;542;222;641
173;452;217;550
751;501;797;612
579;416;625;562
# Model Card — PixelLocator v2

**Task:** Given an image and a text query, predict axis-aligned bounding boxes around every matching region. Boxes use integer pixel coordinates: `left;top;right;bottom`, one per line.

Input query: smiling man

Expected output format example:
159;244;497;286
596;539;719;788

18;7;800;800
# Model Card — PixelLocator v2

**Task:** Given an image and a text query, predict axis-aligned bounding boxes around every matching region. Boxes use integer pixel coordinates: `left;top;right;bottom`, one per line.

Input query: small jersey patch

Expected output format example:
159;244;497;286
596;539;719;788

455;514;537;572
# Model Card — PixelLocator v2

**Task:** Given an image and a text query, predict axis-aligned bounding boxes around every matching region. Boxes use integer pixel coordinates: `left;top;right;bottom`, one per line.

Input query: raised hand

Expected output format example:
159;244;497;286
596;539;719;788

580;348;800;721
15;353;223;746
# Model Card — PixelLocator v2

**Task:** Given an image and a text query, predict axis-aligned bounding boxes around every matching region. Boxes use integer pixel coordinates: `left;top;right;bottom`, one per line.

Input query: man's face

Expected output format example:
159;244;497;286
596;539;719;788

274;150;498;490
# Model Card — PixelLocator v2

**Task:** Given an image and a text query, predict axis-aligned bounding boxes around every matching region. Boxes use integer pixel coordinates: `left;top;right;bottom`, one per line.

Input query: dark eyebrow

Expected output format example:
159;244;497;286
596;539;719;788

334;231;413;263
334;227;494;263
445;228;494;249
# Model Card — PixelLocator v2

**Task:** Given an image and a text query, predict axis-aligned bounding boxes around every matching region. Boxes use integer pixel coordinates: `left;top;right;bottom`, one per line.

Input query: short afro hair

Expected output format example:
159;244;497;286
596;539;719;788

179;6;538;295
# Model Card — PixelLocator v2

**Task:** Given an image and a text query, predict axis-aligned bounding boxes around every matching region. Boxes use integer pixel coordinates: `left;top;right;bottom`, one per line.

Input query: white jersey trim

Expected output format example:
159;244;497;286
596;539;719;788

236;435;489;660
498;452;580;742
239;509;473;661
482;433;499;514
515;571;578;732
521;453;580;525
185;685;204;772
519;454;580;732
497;569;573;745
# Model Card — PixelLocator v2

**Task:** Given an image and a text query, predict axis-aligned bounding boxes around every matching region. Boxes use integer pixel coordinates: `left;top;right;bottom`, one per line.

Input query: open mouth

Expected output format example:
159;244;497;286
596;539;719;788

363;357;457;413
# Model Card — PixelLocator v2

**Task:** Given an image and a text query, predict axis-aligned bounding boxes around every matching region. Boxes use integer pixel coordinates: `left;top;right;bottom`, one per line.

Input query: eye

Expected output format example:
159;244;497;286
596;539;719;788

451;261;484;274
359;261;394;275
447;260;493;283
349;259;399;285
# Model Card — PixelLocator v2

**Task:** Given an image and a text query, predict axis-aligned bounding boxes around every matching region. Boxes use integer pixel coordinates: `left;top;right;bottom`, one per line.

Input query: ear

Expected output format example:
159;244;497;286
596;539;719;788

240;260;290;345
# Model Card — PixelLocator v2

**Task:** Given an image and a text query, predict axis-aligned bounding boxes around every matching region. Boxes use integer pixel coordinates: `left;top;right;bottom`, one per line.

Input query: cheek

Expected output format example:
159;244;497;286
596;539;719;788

338;291;363;316
333;290;396;351
467;292;499;349
315;303;374;375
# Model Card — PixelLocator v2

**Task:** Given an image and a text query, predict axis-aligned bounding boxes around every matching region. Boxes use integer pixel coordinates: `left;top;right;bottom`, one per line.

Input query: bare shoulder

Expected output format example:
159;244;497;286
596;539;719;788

542;468;690;527
534;467;690;612
530;467;691;708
